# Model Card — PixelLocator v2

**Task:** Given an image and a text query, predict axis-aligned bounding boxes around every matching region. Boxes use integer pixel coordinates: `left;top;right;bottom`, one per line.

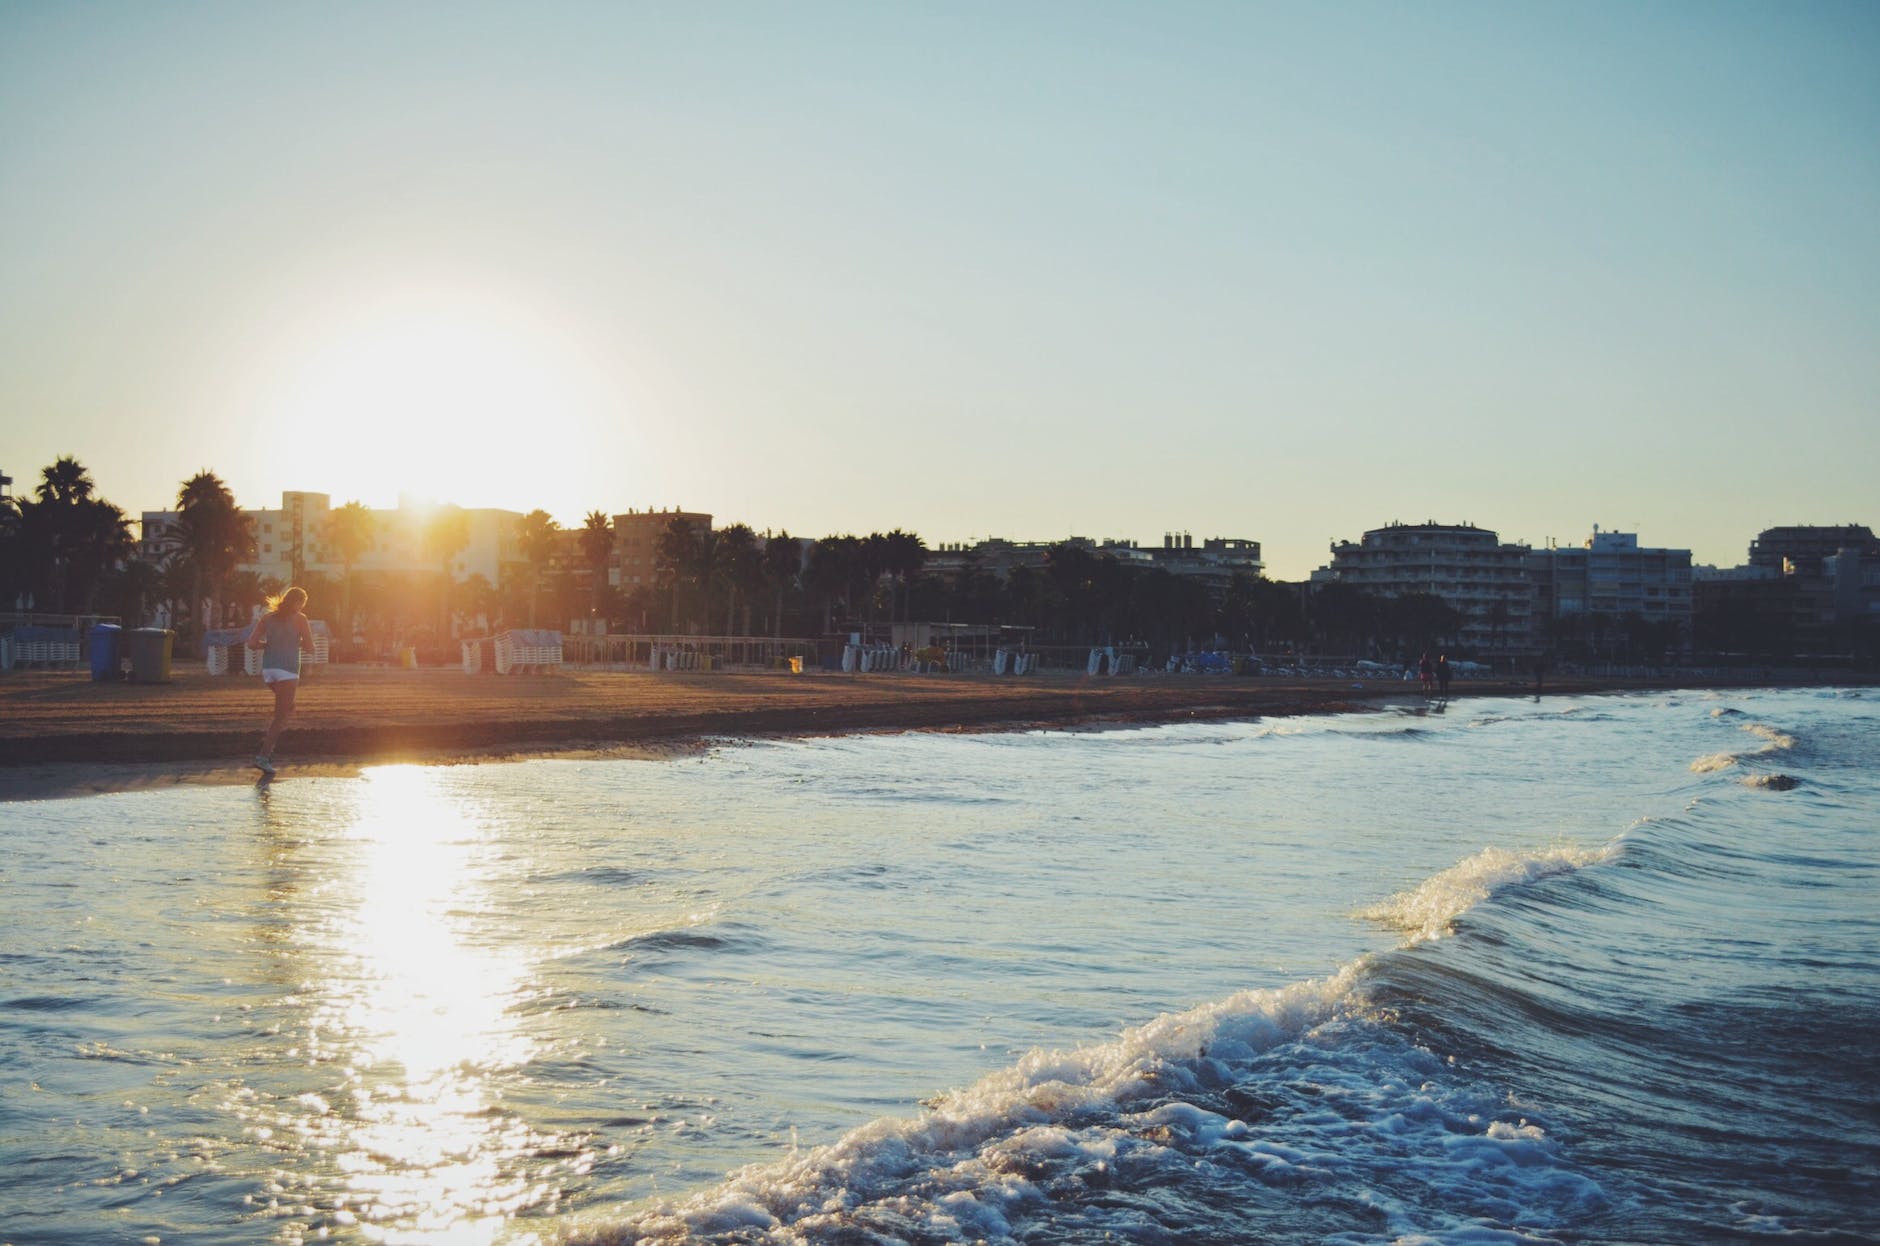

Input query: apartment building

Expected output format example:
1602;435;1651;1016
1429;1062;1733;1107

1748;524;1880;577
926;532;1263;587
1528;527;1693;629
1317;521;1531;650
609;508;712;589
140;492;524;587
1696;524;1880;655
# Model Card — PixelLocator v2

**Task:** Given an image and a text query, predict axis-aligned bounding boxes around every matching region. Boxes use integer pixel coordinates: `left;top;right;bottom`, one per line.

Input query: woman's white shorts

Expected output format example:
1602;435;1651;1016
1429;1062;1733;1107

262;669;299;685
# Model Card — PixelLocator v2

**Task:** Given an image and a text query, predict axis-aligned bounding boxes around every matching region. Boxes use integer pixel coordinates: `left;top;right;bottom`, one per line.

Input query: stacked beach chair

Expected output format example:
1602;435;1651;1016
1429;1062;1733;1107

203;627;247;675
493;629;563;674
206;621;331;675
12;626;82;668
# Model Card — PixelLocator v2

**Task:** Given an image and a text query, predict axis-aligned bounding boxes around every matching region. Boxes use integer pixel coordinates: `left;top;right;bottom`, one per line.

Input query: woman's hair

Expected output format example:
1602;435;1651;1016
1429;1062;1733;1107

266;586;308;614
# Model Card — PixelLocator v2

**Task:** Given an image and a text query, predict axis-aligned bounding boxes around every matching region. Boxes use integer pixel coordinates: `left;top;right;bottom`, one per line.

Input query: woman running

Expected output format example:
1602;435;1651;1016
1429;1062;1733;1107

245;586;315;775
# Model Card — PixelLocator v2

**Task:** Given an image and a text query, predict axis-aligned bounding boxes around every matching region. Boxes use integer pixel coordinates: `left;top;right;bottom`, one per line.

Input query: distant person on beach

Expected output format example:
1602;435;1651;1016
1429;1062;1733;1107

245;586;314;776
1436;653;1451;699
1418;651;1434;696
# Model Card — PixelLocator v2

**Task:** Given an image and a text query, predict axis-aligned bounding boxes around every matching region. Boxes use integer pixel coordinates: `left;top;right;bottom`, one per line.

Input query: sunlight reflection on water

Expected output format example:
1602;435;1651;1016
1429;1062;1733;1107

244;766;564;1243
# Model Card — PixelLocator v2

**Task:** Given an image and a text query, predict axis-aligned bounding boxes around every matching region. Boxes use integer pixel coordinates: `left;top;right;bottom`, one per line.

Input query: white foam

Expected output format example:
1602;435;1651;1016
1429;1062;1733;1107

1690;752;1739;774
572;966;1365;1243
1740;722;1795;750
1358;844;1612;943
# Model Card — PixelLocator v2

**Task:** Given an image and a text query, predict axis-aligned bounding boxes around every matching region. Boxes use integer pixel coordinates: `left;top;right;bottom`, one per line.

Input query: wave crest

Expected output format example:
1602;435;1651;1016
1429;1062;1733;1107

1357;844;1612;943
1741;722;1795;750
572;967;1364;1244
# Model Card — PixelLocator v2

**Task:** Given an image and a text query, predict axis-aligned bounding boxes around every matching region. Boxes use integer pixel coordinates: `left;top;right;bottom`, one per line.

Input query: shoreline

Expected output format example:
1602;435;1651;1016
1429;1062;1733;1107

0;664;1867;802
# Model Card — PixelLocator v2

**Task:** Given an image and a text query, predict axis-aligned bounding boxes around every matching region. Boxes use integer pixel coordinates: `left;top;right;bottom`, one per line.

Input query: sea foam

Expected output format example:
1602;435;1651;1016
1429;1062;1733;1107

1357;844;1612;944
572;967;1365;1244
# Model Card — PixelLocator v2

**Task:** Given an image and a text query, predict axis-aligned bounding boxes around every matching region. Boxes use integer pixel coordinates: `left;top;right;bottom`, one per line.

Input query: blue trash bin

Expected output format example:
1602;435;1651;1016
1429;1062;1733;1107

89;623;123;681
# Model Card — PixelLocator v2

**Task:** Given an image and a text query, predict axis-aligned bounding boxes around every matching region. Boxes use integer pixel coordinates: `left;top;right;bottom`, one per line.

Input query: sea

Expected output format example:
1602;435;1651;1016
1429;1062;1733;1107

1;686;1874;1245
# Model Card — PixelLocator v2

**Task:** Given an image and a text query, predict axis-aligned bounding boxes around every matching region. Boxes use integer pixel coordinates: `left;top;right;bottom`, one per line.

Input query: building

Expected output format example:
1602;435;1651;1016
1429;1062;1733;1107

926;532;1263;587
1317;521;1531;651
1748;524;1880;577
140;491;525;588
1528;527;1693;638
609;507;712;590
1143;534;1265;586
1696;524;1880;658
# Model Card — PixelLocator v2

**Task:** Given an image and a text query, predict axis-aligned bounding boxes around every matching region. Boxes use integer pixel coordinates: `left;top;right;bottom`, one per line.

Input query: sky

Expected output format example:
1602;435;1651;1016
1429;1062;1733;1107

2;1;1876;579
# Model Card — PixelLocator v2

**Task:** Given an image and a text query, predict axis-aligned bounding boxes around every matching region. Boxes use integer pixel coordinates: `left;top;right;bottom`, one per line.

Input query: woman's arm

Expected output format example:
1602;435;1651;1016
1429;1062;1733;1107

295;615;316;652
246;615;270;647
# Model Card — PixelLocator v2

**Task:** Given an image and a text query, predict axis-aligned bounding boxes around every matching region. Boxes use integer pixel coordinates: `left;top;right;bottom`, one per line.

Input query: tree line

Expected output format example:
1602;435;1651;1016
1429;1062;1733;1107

5;456;1865;665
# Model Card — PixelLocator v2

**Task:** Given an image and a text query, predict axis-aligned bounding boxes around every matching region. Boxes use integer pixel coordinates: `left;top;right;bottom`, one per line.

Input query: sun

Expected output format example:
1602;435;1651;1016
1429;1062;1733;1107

253;283;622;510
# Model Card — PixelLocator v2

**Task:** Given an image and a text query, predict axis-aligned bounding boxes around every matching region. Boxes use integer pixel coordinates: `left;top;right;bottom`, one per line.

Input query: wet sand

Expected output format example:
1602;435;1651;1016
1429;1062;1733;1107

0;662;1857;801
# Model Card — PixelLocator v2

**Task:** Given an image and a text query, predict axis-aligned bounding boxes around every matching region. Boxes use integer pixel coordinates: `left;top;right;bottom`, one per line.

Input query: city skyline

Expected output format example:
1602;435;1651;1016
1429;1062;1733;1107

5;3;1877;581
87;461;1855;579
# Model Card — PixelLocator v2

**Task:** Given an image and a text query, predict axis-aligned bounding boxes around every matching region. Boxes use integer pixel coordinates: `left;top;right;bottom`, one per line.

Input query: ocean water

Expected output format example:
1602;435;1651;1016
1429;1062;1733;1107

1;687;1875;1245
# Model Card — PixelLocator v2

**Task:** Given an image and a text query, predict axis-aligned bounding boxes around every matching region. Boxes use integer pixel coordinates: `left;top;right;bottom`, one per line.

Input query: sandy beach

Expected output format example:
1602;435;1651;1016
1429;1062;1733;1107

0;662;1862;801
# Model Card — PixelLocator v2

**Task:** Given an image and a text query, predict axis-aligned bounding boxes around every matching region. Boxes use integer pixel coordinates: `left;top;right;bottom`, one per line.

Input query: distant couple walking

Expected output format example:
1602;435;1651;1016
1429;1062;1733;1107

245;586;314;777
1418;650;1452;699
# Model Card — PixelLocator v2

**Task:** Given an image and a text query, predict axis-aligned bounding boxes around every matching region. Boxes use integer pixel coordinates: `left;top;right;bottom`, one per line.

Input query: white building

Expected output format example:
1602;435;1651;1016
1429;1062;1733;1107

1317;521;1531;651
1529;528;1693;628
926;532;1263;587
141;491;524;587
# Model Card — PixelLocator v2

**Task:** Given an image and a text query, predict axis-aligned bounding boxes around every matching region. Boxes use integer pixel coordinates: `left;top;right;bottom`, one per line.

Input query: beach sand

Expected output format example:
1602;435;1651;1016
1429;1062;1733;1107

0;662;1851;801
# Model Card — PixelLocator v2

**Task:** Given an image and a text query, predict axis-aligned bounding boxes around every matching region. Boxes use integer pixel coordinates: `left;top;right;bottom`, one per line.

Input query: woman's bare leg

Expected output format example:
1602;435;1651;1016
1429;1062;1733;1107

261;680;298;757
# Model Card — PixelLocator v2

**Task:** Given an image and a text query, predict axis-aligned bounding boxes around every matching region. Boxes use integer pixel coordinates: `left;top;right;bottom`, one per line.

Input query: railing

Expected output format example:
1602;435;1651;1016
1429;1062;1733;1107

0;611;122;631
562;633;821;671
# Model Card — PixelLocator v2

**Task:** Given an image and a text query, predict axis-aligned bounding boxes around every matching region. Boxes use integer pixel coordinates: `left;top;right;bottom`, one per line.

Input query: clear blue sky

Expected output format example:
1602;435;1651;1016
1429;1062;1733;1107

3;1;1875;578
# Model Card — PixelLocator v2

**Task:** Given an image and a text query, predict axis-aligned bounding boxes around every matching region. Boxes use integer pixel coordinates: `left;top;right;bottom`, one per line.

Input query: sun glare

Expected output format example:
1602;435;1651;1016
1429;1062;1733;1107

286;765;552;1241
257;285;621;509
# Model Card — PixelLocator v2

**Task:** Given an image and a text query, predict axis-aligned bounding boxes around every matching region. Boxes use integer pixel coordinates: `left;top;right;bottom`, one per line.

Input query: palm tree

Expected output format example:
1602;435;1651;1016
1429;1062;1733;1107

859;533;893;624
100;557;162;627
579;510;614;622
13;459;134;613
516;510;560;628
805;535;860;634
171;471;252;633
654;516;725;633
761;530;802;636
319;501;375;645
713;524;762;635
881;528;927;622
37;456;92;505
1483;599;1516;655
0;489;22;608
423;506;470;642
460;573;498;632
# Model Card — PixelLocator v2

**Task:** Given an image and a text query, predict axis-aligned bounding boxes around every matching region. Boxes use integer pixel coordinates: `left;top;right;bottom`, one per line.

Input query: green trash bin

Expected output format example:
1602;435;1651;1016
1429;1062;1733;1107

129;627;175;683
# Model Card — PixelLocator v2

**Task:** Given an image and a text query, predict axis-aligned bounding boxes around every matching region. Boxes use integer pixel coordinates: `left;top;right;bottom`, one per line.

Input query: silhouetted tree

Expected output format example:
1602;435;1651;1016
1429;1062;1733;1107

761;530;802;636
714;524;763;634
516;510;560;627
170;470;252;633
320;500;375;643
579;511;614;622
423;506;470;641
13;458;134;613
